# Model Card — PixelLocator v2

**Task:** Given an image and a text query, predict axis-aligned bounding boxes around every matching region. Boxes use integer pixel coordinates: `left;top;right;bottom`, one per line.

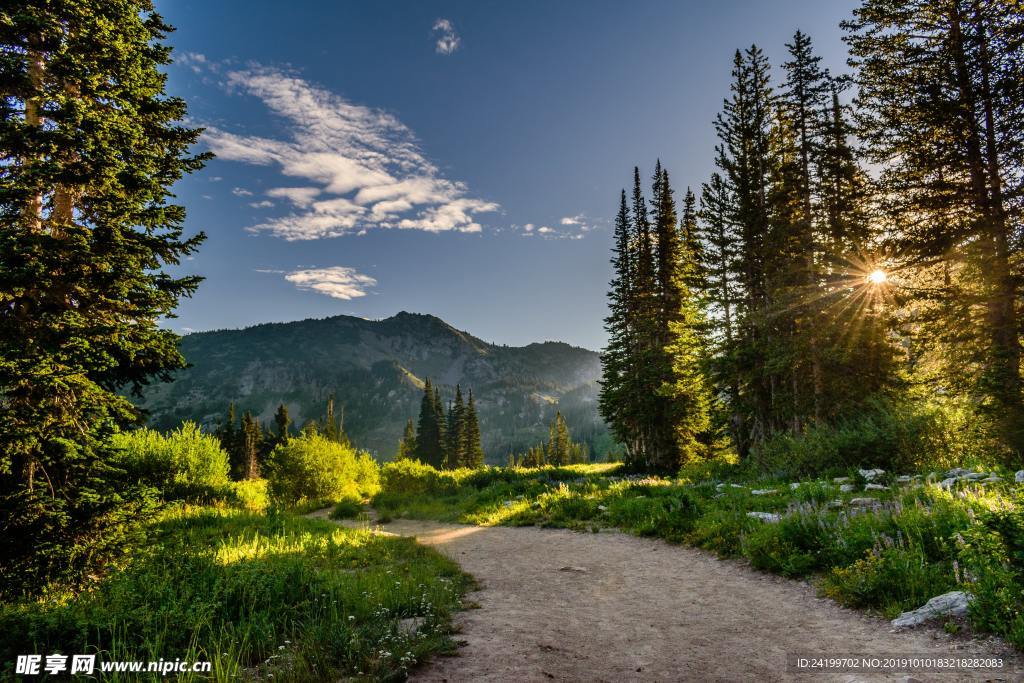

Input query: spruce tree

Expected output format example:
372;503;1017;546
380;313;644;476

397;418;416;461
844;0;1024;455
462;390;485;468
239;412;262;480
599;191;634;455
414;379;445;467
273;403;291;444
0;0;209;593
445;386;466;469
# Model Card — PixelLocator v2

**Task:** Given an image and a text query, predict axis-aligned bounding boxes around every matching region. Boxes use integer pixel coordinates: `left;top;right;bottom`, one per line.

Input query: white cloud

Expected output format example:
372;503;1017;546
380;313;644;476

433;19;461;55
537;226;554;234
560;214;583;225
178;52;207;73
232;187;253;196
204;66;497;240
249;200;274;208
284;266;377;300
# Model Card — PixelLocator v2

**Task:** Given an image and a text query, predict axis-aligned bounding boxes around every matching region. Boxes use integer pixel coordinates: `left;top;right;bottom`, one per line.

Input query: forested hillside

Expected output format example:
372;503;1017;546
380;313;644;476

135;311;612;460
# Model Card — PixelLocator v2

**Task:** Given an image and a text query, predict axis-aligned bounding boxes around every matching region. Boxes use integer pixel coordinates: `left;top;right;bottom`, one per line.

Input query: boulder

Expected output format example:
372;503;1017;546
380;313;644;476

849;497;881;507
891;591;972;629
981;476;1002;483
746;511;781;523
962;472;987;481
938;478;958;490
839;484;855;493
864;483;889;491
751;488;777;496
790;482;801;490
833;476;851;484
858;468;885;481
1016;470;1024;483
946;467;972;478
896;475;914;484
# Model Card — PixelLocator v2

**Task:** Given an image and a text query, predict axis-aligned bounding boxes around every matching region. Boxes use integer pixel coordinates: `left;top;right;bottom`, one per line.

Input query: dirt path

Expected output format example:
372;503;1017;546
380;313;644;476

314;511;1022;682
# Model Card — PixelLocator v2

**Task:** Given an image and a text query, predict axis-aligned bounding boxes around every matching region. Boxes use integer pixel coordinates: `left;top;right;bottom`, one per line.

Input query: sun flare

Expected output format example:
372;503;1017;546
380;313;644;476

867;269;887;285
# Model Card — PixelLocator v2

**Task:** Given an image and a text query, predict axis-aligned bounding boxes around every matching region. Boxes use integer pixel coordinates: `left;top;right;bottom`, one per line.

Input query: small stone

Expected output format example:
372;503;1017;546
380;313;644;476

858;468;885;481
789;482;800;490
751;488;777;496
896;475;914;483
864;483;889;491
597;504;607;511
559;566;588;573
1015;470;1024;483
891;591;972;629
849;497;881;507
746;511;781;523
839;484;855;493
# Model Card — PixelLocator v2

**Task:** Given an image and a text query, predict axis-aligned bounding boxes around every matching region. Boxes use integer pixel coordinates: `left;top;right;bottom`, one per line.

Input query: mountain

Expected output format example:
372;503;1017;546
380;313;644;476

136;312;613;462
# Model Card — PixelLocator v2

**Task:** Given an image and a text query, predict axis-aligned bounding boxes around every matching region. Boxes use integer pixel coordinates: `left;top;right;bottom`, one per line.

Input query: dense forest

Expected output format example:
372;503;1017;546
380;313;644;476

601;3;1024;474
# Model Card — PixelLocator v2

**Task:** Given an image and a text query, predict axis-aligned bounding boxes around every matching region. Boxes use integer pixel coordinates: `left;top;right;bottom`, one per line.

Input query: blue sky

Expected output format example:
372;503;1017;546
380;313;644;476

161;0;856;350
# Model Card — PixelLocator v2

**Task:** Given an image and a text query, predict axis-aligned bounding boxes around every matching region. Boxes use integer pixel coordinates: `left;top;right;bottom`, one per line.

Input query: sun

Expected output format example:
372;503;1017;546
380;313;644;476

867;269;888;285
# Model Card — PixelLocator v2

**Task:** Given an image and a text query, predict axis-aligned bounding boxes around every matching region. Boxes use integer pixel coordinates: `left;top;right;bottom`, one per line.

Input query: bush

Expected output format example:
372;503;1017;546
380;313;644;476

224;478;270;512
112;422;230;500
748;399;988;479
265;434;380;506
330;496;364;520
379;459;460;497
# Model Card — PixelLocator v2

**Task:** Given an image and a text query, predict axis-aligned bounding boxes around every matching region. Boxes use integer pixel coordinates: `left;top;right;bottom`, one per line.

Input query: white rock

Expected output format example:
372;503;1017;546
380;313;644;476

891;591;972;629
859;468;885;481
939;478;958;490
963;472;986;481
864;483;889;491
1015;470;1024;483
790;482;801;490
839;484;855;493
849;497;881;507
730;484;745;489
833;476;851;484
826;499;845;508
597;504;607;511
751;488;777;496
896;475;913;483
981;476;1002;483
715;483;726;490
946;467;972;478
746;511;781;523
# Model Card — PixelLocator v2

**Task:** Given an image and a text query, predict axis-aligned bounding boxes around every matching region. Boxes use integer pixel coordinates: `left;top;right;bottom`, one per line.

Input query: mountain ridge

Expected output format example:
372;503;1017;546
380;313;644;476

138;311;613;461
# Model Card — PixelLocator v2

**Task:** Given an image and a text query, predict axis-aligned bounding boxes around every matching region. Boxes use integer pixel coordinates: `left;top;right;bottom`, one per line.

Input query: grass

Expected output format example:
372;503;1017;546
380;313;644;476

0;506;472;681
374;459;1024;648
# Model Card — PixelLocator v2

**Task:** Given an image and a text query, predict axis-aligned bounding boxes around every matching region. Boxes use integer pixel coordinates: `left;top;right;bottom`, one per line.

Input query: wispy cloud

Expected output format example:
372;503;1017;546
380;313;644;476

203;66;497;240
433;19;461;55
283;266;377;300
232;187;253;196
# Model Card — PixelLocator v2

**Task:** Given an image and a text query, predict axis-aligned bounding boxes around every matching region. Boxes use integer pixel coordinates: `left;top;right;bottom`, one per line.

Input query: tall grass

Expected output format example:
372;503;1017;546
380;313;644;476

0;507;471;681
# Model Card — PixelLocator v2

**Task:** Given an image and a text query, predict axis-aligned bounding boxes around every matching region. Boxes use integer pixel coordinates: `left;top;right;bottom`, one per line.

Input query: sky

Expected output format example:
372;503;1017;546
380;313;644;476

160;0;858;351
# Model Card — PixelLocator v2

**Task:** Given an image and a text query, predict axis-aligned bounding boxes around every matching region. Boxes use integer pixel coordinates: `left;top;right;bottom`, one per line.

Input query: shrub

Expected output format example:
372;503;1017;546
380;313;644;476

265;434;380;505
330;496;364;520
379;459;459;497
112;422;230;500
225;478;270;512
747;398;988;479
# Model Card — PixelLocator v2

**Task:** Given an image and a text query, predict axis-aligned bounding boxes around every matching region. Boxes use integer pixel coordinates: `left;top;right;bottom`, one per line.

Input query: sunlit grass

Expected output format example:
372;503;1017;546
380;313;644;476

0;506;472;681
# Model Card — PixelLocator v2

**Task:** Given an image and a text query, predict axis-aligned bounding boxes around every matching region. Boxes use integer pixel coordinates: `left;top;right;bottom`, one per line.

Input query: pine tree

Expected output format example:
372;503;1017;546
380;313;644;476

0;0;209;593
397;418;417;461
239;412;262;480
414;379;445;467
323;395;338;442
599;190;634;456
844;0;1024;455
445;385;466;468
273;403;291;444
462;390;485;468
217;403;239;456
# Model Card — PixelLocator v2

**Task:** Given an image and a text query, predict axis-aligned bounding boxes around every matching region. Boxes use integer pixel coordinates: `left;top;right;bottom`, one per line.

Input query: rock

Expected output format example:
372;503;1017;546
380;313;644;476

962;472;987;481
891;591;972;629
715;483;726;490
751;488;777;496
730;484;745;489
833;476;851;484
559;566;588;573
859;468;885;481
839;484;855;493
981;476;1002;483
1015;470;1024;483
946;467;972;478
826;499;845;508
746;511;781;523
397;616;427;637
864;483;889;491
789;482;801;490
938;478;958;490
597;504;607;512
896;475;914;483
849;497;881;507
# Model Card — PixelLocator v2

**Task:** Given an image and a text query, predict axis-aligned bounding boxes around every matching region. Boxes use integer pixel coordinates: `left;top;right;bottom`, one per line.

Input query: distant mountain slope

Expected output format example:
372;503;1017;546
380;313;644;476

136;312;613;462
